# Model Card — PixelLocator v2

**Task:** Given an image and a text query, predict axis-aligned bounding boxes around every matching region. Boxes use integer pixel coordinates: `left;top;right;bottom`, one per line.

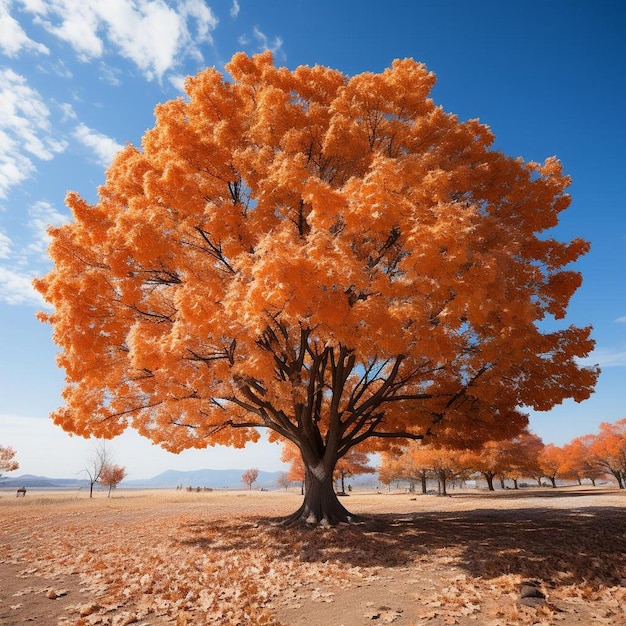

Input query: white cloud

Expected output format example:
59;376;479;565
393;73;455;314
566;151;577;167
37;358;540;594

230;0;239;19
21;0;219;81
0;139;35;200
0;69;66;160
73;122;123;167
0;230;12;258
27;200;70;257
180;0;217;39
0;69;67;198
251;26;283;55
38;58;74;79
615;316;626;323
98;0;183;80
0;265;46;306
58;102;77;122
578;347;626;368
18;0;48;13
0;200;68;306
168;73;187;93
0;0;49;56
98;61;122;86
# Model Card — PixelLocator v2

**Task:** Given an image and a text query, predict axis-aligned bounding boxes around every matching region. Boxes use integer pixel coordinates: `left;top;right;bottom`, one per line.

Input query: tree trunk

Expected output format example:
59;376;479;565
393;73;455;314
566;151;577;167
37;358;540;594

611;470;624;489
283;465;357;526
420;472;427;494
484;472;495;491
437;469;448;496
549;476;557;488
513;478;519;489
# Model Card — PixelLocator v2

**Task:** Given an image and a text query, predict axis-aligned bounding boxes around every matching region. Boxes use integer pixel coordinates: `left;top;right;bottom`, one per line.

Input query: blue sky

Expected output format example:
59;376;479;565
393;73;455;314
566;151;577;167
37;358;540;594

1;1;624;480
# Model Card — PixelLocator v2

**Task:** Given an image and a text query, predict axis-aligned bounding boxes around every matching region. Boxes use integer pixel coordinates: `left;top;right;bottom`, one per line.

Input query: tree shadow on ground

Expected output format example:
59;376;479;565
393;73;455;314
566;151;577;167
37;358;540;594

454;486;611;499
178;502;626;590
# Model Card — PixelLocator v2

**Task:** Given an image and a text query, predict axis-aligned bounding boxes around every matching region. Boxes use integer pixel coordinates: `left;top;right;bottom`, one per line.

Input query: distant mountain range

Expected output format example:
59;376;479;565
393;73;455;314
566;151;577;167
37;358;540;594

0;474;90;489
0;468;284;490
124;468;283;489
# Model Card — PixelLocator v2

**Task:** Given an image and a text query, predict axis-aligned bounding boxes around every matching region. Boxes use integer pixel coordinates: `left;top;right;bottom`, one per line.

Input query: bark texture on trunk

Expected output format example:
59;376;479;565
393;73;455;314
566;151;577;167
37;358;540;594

283;466;358;526
484;473;495;491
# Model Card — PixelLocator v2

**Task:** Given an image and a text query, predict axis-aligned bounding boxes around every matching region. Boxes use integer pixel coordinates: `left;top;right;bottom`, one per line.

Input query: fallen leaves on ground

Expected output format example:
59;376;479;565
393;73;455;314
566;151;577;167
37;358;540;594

0;488;625;625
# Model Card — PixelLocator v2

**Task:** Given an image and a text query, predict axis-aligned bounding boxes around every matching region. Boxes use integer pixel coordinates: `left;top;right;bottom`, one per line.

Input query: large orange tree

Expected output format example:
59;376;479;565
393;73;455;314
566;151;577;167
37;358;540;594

35;52;598;524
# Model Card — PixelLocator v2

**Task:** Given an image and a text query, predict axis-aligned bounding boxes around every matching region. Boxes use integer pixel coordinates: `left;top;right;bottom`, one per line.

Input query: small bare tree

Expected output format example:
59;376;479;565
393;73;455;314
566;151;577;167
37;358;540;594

277;472;291;491
84;441;110;498
241;468;259;491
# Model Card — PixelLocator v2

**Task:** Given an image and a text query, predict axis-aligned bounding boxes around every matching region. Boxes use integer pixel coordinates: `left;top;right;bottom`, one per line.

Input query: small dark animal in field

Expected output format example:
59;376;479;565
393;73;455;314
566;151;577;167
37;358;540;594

16;486;26;497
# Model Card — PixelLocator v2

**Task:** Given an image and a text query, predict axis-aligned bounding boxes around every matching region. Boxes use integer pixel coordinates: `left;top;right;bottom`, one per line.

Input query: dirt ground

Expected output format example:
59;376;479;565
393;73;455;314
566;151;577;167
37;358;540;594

0;486;625;625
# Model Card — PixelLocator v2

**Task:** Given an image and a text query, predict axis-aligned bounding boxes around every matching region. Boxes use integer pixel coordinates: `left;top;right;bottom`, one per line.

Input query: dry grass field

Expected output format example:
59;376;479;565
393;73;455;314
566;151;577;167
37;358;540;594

1;486;625;625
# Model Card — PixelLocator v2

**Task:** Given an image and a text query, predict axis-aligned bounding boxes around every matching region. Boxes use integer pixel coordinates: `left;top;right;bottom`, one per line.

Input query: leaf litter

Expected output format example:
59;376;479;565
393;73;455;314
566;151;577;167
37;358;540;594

1;488;625;625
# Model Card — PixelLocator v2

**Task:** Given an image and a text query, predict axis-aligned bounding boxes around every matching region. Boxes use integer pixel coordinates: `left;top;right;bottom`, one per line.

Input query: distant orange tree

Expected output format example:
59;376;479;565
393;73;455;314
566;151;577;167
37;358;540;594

99;464;127;497
589;419;626;488
35;52;598;525
334;450;375;494
281;443;305;494
538;444;567;487
282;443;374;494
500;430;544;489
379;443;461;494
560;435;605;486
464;429;544;490
242;468;259;491
0;445;19;476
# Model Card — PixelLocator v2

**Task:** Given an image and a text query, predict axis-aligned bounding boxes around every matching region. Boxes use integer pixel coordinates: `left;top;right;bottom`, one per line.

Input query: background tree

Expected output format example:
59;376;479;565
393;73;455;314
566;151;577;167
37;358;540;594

283;444;374;494
242;468;260;491
0;445;19;476
281;443;306;495
421;447;468;496
35;52;598;525
334;449;375;494
464;430;544;490
560;435;601;485
99;464;127;497
463;440;506;491
500;430;544;489
538;444;567;487
378;450;407;491
379;443;443;494
84;441;110;498
589;420;626;488
277;472;291;491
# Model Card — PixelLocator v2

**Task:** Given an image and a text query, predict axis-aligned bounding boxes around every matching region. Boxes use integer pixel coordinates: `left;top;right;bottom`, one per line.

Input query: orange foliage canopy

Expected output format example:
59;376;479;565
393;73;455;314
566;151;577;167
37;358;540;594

99;463;127;496
35;53;598;521
589;419;626;488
